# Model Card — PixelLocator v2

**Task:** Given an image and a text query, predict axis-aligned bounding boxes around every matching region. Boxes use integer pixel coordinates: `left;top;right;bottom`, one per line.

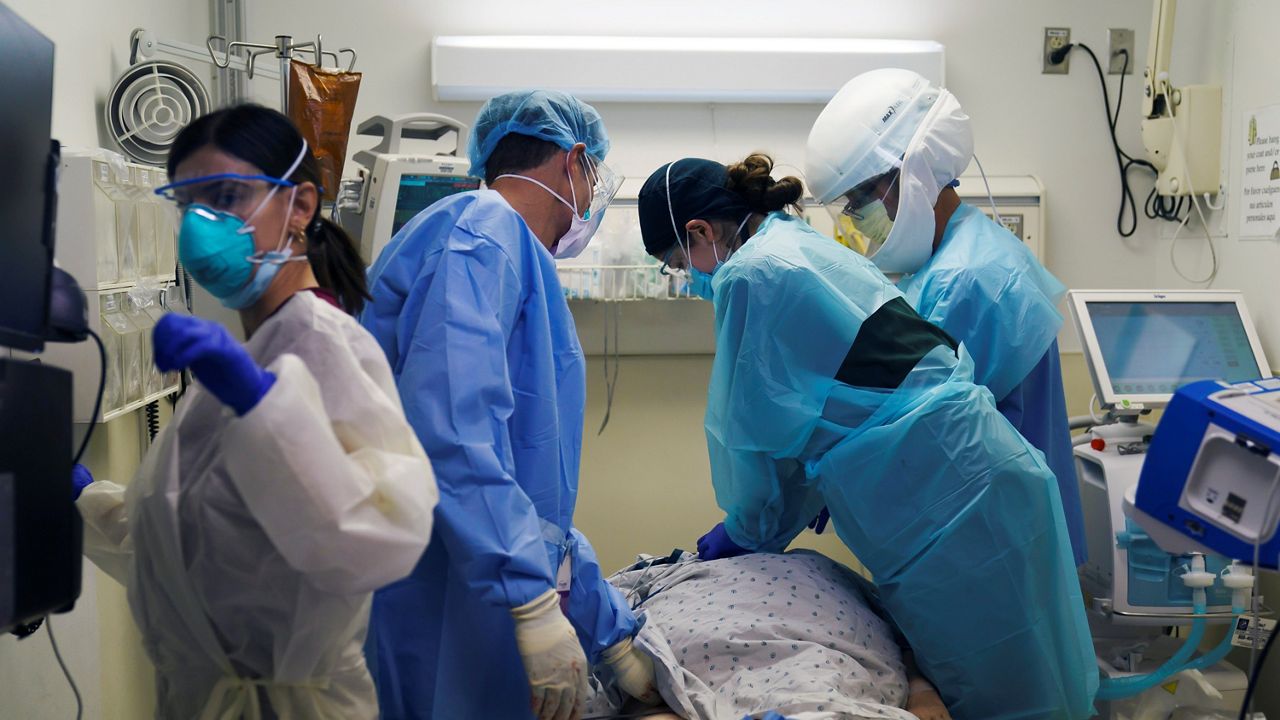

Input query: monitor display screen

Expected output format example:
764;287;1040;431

1087;301;1263;395
0;5;56;351
393;174;480;236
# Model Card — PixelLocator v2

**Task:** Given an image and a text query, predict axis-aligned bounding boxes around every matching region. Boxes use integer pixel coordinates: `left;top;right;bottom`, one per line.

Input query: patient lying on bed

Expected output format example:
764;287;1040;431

586;550;952;720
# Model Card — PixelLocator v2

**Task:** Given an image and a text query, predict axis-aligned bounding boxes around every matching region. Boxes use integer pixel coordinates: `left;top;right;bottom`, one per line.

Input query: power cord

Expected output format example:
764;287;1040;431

1052;43;1184;236
71;328;107;466
46;616;83;720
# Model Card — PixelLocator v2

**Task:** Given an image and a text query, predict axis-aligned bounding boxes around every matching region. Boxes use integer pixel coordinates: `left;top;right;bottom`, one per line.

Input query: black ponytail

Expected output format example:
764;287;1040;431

167;103;370;315
725;153;805;215
306;216;371;315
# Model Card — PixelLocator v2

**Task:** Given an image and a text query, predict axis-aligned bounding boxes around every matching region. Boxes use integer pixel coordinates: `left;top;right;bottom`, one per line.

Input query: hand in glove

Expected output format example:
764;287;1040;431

153;314;275;416
512;589;589;720
72;464;93;500
696;522;750;561
602;636;660;705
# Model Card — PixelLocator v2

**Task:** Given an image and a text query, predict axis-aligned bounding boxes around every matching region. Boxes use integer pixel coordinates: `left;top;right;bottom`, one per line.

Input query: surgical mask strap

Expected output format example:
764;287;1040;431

664;161;694;263
247;185;307;265
494;173;579;217
237;138;310;237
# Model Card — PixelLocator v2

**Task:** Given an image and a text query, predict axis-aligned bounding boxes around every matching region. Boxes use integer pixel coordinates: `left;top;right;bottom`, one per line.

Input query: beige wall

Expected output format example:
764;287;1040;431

574;354;863;575
79;413;164;720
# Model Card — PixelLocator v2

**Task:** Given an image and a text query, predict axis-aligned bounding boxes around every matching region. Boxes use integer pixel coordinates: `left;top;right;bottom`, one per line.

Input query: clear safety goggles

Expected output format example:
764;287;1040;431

155;173;298;216
584;158;622;218
659;244;690;278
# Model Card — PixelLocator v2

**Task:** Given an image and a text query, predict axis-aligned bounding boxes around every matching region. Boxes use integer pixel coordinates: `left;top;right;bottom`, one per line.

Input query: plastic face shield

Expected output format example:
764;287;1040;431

585;158;621;219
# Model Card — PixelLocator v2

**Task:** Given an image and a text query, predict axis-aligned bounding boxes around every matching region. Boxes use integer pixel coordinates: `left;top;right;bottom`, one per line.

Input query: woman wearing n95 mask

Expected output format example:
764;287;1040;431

638;153;1096;720
72;104;438;719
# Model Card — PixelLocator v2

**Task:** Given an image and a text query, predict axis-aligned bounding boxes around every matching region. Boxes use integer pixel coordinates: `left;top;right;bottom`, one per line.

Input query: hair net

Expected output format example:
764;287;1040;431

806;68;972;205
467;90;610;180
637;159;753;257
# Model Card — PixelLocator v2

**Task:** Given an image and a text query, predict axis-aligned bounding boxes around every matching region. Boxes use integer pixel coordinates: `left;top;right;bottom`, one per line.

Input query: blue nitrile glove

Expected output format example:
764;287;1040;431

808;507;831;534
153;314;276;416
696;522;750;560
72;464;93;501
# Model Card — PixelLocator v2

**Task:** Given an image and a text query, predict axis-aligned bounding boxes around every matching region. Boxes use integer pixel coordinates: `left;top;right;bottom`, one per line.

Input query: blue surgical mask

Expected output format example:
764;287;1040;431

679;214;751;302
687;267;715;301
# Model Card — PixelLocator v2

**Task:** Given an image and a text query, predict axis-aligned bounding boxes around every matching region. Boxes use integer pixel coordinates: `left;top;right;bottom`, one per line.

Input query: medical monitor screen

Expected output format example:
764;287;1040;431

0;4;56;352
393;174;480;236
1087;301;1263;396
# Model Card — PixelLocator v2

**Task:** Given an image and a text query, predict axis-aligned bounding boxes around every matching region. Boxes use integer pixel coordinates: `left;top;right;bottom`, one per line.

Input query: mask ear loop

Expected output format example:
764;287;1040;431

565;150;585;220
664;161;694;269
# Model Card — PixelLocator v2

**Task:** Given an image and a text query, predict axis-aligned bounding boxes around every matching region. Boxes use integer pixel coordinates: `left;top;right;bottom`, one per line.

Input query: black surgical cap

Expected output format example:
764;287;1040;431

638;158;753;257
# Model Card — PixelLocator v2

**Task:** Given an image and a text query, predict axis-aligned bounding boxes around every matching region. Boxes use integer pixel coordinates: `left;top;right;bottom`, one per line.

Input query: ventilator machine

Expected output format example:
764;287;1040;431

1070;290;1275;719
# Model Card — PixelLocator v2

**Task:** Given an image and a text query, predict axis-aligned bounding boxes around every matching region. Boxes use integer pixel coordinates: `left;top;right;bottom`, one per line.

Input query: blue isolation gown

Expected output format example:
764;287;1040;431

898;202;1087;565
705;212;1097;720
360;189;638;718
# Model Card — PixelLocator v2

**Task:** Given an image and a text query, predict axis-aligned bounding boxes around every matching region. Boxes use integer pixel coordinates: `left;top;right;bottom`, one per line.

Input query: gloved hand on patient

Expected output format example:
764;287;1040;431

511;589;590;720
602;636;660;705
696;522;750;560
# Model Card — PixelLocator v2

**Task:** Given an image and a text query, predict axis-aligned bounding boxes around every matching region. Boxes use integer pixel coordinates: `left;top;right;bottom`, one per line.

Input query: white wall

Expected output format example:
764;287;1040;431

0;1;201;718
241;0;1228;348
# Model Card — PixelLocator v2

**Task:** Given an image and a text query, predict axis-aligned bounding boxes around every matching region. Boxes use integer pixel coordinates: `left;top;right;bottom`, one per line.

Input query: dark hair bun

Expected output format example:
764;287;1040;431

725;153;804;214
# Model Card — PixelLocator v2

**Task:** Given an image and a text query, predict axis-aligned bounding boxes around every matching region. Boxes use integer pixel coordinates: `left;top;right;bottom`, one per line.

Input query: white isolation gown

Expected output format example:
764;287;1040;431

76;291;438;719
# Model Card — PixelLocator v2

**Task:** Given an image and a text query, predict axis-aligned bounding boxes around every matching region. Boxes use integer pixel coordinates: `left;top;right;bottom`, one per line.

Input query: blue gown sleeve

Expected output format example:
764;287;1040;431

395;229;555;609
563;527;640;664
913;265;1062;402
704;254;870;552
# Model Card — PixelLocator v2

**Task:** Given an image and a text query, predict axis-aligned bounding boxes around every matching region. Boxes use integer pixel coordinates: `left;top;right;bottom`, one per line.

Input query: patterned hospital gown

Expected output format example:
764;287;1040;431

588;551;919;720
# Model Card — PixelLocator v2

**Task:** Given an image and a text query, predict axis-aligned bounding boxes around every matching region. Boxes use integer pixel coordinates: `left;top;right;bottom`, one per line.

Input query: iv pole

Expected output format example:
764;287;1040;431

205;34;356;113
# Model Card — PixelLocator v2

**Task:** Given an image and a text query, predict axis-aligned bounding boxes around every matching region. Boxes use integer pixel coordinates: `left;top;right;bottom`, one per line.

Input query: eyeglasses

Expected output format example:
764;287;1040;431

659;245;689;278
155;173;297;214
840;170;898;218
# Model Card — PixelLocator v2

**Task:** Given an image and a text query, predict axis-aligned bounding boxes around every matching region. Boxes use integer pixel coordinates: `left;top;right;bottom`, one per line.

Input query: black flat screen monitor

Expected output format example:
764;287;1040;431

0;3;56;352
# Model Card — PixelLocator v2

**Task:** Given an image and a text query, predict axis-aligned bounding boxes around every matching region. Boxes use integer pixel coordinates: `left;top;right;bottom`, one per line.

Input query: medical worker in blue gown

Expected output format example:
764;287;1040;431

806;68;1087;566
361;90;658;719
636;153;1098;720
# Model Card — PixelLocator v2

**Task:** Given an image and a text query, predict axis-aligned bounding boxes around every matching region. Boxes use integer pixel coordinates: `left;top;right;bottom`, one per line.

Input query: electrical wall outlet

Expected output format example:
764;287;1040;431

1043;27;1071;74
1109;28;1135;74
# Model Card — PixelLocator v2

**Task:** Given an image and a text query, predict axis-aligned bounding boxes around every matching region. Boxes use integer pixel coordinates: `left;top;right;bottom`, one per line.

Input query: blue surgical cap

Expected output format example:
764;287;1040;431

467;90;610;180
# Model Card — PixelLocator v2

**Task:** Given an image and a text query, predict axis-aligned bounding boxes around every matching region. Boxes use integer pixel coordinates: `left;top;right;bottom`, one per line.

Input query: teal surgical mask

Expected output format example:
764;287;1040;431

171;141;309;309
178;196;305;309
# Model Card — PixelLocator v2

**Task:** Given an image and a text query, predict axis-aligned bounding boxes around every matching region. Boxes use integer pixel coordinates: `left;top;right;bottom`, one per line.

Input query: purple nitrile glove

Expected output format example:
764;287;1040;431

72;463;93;501
696;522;750;560
153;314;275;416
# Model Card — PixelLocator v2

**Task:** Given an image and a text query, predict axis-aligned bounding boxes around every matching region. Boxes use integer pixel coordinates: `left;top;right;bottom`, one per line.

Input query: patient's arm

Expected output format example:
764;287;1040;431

902;651;953;720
